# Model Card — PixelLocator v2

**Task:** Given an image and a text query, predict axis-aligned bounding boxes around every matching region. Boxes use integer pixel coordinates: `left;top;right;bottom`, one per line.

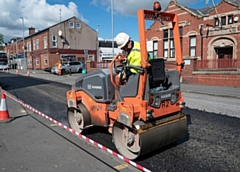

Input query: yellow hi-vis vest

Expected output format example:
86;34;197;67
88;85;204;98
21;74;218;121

127;41;141;74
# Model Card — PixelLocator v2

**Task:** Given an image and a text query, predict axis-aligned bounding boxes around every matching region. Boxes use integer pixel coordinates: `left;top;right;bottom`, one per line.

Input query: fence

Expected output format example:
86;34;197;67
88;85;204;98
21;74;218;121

90;59;239;72
195;59;238;71
90;61;111;68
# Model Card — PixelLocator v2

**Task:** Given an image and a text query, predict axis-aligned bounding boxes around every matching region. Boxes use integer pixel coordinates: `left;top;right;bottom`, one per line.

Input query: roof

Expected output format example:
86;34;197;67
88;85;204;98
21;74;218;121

170;0;240;17
24;16;78;39
225;0;240;6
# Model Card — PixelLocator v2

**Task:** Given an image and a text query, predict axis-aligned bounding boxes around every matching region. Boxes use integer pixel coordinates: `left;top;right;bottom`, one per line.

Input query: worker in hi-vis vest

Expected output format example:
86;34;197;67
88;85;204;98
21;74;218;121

58;61;62;75
116;32;150;81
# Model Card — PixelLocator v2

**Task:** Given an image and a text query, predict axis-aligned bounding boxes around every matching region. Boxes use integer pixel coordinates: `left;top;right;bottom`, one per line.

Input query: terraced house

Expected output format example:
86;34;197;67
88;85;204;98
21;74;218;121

146;0;240;87
5;16;98;70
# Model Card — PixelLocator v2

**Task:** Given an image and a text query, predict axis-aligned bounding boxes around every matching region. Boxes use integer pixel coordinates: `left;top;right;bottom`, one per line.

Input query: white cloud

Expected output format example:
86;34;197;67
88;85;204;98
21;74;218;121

0;0;202;43
91;0;202;16
0;0;87;42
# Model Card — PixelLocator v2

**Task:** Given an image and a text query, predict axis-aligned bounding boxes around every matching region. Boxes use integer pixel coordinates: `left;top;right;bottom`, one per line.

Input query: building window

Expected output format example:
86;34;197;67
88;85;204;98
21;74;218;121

27;59;32;65
36;57;39;65
179;27;183;37
36;39;39;49
44;56;48;65
170;39;175;58
88;55;94;61
170;29;173;38
26;42;29;52
228;15;233;24
189;36;196;57
214;18;219;26
33;40;36;50
163;30;168;38
163;40;168;58
221;16;226;25
69;22;74;28
52;35;57;47
76;23;81;29
28;41;31;51
153;41;158;58
162;28;181;58
44;36;47;49
27;42;31;52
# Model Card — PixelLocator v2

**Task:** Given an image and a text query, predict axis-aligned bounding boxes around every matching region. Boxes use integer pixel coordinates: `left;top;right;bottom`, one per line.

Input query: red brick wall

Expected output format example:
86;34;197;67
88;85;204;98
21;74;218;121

182;59;240;87
183;74;240;87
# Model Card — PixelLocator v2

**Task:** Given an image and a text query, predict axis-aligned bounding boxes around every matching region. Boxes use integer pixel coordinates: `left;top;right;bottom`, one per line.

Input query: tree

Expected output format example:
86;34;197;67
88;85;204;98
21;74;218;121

0;33;5;51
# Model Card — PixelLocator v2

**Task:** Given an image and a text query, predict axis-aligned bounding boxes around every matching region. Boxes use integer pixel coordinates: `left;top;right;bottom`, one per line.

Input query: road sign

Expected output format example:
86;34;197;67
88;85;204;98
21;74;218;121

84;50;88;55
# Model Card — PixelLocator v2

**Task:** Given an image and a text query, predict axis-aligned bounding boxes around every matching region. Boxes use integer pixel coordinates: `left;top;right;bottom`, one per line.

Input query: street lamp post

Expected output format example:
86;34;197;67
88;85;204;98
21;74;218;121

97;24;100;62
111;0;114;58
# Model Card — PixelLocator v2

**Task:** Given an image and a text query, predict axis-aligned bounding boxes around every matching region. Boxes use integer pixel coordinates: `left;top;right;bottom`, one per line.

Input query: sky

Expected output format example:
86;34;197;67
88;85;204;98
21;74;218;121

0;0;221;43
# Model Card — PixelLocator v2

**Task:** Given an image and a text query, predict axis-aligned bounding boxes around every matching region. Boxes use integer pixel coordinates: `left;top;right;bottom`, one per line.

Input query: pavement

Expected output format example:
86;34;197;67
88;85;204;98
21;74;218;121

1;68;240;172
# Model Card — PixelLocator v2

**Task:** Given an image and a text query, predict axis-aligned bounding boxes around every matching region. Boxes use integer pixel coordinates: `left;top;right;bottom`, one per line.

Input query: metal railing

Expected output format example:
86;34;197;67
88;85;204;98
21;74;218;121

90;59;239;72
195;59;238;71
90;61;111;68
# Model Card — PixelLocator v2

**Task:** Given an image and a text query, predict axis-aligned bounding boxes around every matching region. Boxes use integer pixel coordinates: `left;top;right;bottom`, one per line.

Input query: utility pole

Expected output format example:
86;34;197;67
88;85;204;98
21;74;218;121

97;24;100;62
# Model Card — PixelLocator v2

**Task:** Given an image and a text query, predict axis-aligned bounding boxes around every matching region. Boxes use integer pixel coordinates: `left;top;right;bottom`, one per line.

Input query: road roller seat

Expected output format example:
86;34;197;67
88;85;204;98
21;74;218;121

148;58;166;89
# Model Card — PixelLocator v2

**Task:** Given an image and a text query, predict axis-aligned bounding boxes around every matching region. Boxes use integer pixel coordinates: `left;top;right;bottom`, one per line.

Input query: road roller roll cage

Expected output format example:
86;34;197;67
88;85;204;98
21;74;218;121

109;7;184;121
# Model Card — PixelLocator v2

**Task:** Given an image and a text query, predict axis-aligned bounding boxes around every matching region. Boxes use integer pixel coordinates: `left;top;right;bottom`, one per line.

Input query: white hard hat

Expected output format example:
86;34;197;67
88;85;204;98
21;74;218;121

115;32;130;49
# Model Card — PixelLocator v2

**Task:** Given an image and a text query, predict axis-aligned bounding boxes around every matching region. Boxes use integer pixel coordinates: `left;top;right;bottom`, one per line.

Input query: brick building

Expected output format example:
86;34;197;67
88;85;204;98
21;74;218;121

5;16;98;70
146;0;240;87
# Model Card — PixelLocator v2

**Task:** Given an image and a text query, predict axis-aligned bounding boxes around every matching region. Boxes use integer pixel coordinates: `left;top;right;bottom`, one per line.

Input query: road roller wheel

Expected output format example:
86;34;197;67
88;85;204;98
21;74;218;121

68;108;84;133
68;103;91;134
113;122;141;160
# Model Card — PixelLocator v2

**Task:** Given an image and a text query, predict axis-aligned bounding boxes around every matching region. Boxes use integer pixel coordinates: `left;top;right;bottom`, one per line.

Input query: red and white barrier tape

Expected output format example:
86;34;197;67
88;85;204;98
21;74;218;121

1;89;151;172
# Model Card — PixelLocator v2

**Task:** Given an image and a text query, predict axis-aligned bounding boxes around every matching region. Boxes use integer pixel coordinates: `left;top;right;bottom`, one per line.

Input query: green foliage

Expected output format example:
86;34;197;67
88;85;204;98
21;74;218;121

0;34;4;51
0;33;4;44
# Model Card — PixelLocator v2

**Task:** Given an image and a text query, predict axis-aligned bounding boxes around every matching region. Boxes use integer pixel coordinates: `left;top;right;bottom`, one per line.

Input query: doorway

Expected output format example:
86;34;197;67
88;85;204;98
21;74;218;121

214;47;233;68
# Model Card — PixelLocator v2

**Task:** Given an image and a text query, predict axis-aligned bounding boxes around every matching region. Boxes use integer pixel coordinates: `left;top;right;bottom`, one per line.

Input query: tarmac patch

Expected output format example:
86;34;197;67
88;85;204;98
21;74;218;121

0;139;7;152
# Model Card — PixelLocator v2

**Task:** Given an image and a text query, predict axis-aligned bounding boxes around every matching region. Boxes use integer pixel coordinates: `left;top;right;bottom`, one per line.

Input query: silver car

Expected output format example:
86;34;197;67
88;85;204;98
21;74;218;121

0;61;9;70
51;61;84;74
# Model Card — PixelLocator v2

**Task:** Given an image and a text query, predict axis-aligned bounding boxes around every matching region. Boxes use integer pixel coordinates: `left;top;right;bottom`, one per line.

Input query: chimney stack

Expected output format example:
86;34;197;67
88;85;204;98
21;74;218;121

28;26;35;35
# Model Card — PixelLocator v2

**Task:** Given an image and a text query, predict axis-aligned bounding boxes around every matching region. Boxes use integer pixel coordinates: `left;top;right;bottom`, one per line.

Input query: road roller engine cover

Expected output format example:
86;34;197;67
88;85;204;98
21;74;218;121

66;1;188;160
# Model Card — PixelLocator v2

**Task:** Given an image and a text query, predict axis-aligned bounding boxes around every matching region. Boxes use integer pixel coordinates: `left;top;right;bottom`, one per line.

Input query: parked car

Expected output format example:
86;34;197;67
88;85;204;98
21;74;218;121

51;61;84;74
44;67;52;73
0;61;9;70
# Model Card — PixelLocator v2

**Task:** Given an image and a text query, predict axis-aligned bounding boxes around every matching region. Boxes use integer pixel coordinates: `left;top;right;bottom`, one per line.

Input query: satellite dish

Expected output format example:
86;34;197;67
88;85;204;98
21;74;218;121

234;16;239;22
58;30;63;36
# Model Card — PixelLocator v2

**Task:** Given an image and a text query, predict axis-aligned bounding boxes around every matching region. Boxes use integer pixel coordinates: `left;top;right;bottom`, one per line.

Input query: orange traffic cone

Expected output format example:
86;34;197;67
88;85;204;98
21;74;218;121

0;92;13;123
2;69;4;73
27;71;30;76
16;70;19;74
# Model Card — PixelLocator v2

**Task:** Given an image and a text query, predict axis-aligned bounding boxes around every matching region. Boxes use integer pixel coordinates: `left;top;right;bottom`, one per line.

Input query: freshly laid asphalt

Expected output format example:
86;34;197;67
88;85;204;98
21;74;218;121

0;69;240;172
